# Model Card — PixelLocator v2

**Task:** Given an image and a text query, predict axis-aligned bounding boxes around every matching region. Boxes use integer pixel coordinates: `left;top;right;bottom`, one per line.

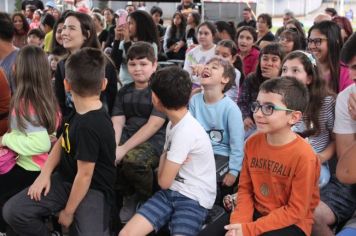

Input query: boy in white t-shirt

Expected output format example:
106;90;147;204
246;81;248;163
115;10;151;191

119;66;217;236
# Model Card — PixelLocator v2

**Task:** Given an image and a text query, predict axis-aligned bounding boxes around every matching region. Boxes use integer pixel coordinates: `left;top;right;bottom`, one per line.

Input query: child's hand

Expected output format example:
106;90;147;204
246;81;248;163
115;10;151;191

225;224;243;236
27;173;51;201
58;209;74;228
223;193;237;211
190;64;204;77
243;117;255;131
222;173;237;187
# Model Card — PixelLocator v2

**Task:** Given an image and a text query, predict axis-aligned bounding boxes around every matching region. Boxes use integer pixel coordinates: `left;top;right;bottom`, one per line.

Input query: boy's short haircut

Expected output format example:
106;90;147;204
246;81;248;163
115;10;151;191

341;32;356;64
65;47;106;97
27;28;45;39
127;41;156;63
243;7;252;12
206;57;236;93
150;66;192;109
150;6;163;16
51;46;67;57
260;76;309;113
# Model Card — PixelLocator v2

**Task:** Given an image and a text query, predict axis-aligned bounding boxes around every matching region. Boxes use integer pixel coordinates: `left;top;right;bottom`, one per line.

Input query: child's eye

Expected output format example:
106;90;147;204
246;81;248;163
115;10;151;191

293;69;299;73
281;68;287;73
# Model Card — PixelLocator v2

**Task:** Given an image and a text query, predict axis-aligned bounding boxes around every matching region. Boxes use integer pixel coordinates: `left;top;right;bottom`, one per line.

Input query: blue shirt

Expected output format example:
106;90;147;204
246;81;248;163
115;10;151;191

189;93;244;176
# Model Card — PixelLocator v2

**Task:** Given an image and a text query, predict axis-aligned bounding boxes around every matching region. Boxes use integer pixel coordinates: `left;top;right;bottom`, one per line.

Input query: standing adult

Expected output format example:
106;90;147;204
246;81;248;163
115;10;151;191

255;13;275;49
237;7;256;29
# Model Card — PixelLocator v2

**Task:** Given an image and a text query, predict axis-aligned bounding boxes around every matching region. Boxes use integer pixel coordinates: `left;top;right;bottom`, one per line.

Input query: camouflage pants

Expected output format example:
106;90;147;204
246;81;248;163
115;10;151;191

116;142;159;200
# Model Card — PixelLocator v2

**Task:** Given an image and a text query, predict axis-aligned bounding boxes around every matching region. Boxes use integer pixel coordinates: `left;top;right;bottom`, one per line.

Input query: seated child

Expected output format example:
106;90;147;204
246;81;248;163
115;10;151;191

119;66;216;236
225;77;320;236
189;57;244;202
111;42;167;223
3;48;116;235
27;28;45;47
48;47;67;82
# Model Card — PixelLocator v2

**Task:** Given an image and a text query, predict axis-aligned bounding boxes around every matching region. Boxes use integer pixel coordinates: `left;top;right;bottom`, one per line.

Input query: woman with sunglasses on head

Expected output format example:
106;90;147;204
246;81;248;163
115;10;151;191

308;21;353;93
237;43;285;139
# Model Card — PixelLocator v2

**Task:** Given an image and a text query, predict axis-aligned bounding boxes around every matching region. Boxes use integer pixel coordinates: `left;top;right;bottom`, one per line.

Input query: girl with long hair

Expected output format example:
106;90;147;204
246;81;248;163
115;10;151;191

163;12;187;60
281;50;335;187
308;21;353;93
0;46;59;234
12;12;29;48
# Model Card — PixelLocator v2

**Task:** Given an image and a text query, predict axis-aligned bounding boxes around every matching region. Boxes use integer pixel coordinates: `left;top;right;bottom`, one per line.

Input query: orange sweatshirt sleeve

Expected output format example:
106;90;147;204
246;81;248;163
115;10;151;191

230;153;254;223
241;154;320;236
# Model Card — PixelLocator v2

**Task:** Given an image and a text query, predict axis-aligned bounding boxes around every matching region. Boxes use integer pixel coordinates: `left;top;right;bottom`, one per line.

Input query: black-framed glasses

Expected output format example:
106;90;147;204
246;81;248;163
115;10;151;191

251;101;295;116
306;38;327;46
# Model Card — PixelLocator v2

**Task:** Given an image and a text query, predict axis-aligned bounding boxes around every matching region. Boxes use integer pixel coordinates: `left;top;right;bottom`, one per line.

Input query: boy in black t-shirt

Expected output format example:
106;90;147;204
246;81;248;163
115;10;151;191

112;42;167;223
3;48;116;236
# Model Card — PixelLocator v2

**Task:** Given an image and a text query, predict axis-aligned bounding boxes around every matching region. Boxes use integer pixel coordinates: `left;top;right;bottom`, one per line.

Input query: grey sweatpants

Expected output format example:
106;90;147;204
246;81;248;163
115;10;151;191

2;173;111;236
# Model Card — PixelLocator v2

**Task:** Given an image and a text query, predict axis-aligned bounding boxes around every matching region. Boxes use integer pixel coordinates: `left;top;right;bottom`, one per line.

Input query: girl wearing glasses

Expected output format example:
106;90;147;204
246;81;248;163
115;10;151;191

237;43;285;139
280;51;335;189
307;21;353;93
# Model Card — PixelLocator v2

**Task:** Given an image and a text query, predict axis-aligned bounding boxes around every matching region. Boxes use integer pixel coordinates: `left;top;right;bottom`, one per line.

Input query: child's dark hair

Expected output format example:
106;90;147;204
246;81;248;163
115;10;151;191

129;10;160;49
217;39;245;86
150;66;192;109
12;45;58;134
41;13;55;29
236;26;257;42
257;13;272;29
308;21;342;93
260;76;309;113
150;6;163;17
251;43;285;91
281;51;334;136
198;21;217;37
0;12;14;42
189;12;201;26
206;57;236;93
215;21;236;40
51;46;67;57
341;32;356;64
127;41;156;63
27;28;45;39
65;47;105;97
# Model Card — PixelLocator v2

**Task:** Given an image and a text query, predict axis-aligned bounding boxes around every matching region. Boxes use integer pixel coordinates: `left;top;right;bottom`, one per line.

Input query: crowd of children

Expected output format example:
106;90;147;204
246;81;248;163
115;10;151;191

0;1;355;236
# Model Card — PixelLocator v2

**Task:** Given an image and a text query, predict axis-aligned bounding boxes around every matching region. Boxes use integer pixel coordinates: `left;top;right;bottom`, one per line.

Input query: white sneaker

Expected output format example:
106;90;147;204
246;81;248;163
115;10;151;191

119;194;139;223
0;232;6;236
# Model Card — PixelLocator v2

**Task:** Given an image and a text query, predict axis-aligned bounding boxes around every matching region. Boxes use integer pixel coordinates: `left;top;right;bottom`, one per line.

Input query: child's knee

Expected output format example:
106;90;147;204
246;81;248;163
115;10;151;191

3;198;19;225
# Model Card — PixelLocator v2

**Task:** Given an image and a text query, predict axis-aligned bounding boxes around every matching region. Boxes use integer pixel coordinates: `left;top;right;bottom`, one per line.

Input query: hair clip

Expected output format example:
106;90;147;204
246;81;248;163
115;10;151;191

296;50;317;67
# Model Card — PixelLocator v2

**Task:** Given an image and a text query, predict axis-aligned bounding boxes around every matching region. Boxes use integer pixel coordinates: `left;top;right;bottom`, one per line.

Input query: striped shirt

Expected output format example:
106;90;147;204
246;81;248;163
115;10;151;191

293;96;335;153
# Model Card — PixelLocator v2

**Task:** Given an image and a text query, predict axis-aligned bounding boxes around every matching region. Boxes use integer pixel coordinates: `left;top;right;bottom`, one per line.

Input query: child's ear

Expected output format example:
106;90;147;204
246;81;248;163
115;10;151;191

221;76;230;86
288;110;303;126
64;78;71;92
153;60;158;71
101;78;108;91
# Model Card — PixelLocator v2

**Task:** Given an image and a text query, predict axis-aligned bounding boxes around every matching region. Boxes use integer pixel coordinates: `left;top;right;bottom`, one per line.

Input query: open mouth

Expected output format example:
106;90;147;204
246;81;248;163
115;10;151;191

201;70;210;78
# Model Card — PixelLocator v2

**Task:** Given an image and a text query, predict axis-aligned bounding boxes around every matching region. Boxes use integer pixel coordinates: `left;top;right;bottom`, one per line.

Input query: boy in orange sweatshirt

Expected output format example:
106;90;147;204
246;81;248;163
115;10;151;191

225;76;320;236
